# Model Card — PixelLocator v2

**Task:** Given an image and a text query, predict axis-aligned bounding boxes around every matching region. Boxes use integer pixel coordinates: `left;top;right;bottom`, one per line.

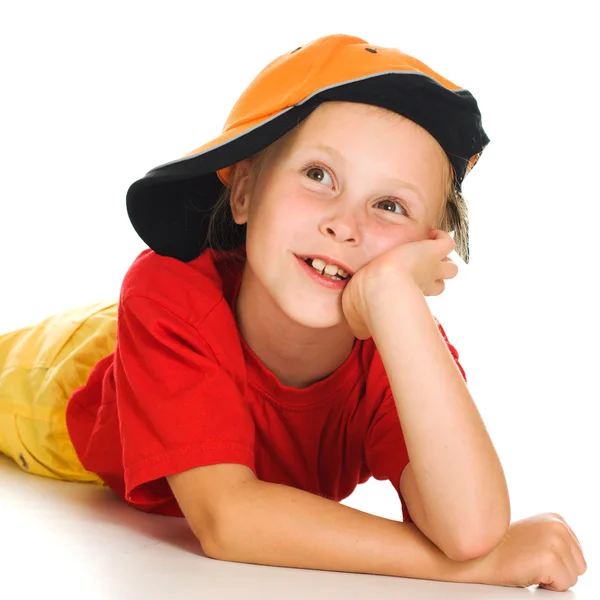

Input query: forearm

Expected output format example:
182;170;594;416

208;478;480;583
370;283;509;550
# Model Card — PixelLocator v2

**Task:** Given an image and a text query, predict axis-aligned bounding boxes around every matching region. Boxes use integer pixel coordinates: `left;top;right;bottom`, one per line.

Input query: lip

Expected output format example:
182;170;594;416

295;255;351;291
296;254;355;276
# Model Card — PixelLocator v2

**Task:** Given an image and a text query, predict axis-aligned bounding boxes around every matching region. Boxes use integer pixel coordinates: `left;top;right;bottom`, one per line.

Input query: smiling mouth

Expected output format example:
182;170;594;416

302;257;351;281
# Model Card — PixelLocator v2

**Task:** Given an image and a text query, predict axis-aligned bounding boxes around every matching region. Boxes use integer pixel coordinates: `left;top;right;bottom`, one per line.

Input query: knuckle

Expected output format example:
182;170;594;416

548;512;565;523
546;530;566;548
549;519;567;536
543;551;563;572
539;518;565;540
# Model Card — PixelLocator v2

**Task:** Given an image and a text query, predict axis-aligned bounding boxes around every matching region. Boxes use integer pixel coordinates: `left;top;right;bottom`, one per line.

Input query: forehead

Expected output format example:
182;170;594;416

286;102;446;164
275;102;450;204
304;101;407;129
295;101;440;149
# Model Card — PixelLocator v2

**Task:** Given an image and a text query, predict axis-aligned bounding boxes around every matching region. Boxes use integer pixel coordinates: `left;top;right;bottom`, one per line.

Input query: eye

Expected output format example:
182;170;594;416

376;199;408;216
305;166;333;187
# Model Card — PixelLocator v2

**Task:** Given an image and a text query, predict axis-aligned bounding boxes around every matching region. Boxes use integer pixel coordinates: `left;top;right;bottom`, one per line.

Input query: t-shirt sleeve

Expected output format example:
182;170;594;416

434;318;466;382
364;393;412;522
114;295;255;507
364;319;467;523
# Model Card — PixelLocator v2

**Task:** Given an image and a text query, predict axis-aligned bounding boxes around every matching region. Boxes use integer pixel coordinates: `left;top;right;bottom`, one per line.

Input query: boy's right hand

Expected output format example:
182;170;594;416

470;512;587;592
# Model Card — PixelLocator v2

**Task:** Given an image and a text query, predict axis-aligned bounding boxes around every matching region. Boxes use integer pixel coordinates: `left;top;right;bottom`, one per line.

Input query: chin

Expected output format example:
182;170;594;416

280;292;345;329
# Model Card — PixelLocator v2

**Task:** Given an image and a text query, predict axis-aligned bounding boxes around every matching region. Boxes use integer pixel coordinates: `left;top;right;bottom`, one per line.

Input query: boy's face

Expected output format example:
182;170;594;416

232;101;449;329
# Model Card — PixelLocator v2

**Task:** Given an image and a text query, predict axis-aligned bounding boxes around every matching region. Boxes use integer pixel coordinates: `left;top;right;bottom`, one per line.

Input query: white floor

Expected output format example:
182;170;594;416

1;456;596;600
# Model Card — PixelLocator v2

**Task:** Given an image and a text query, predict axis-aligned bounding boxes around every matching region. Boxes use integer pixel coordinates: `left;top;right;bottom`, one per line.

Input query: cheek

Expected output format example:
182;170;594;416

246;186;303;251
366;222;422;258
261;186;316;231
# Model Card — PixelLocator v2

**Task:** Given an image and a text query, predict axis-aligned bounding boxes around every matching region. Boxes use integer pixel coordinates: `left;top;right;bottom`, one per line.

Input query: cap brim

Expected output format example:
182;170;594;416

127;73;489;261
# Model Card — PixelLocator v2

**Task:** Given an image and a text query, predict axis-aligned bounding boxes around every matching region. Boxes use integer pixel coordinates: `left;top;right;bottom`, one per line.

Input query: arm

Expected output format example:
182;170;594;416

370;282;510;561
168;463;483;582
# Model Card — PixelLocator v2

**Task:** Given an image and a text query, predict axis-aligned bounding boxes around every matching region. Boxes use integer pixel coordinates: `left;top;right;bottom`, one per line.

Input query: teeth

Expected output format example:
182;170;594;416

306;257;349;279
311;258;326;272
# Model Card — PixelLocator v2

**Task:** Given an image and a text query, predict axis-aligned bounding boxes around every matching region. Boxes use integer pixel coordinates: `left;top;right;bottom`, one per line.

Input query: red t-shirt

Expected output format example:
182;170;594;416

66;249;465;523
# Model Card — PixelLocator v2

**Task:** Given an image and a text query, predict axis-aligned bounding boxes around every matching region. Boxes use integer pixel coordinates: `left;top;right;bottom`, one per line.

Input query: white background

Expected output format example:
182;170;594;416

1;0;598;576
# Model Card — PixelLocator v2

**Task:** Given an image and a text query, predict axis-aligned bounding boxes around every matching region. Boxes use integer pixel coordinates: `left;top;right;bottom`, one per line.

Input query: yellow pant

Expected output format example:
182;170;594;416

0;300;118;483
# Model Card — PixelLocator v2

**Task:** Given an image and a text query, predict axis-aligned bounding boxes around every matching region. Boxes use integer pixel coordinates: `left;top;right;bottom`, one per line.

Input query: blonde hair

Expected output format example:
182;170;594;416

438;182;470;264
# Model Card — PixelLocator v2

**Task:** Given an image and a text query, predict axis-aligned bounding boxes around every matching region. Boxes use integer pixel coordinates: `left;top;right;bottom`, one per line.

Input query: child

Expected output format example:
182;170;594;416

0;34;586;591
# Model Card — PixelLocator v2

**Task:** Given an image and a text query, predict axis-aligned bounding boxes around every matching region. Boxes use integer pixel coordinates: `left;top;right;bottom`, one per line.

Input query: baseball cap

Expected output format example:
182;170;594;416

126;34;489;262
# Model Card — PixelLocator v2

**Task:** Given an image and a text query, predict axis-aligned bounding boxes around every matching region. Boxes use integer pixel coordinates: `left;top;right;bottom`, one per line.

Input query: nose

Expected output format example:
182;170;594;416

319;206;362;244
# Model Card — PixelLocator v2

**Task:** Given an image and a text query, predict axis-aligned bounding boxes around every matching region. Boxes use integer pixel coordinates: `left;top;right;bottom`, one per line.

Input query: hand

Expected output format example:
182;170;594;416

470;513;587;591
341;230;457;339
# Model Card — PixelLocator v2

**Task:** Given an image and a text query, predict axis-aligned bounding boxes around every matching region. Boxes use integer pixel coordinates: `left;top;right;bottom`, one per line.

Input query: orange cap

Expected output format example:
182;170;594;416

127;34;488;261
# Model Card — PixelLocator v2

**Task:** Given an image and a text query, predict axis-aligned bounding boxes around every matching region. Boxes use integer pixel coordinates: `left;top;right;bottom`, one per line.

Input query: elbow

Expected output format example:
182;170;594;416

185;501;235;561
446;531;505;562
188;516;226;560
202;534;230;561
196;488;253;562
196;509;237;561
443;513;511;562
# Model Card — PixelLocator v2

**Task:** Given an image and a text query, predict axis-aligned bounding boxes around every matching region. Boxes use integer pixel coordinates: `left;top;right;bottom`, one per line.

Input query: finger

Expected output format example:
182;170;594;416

561;520;587;575
436;262;457;283
439;234;455;256
561;545;581;590
566;531;587;575
552;537;580;591
441;261;459;280
562;520;585;558
540;553;576;593
428;228;451;240
553;516;587;574
429;229;453;243
428;229;454;248
425;280;445;297
571;542;588;576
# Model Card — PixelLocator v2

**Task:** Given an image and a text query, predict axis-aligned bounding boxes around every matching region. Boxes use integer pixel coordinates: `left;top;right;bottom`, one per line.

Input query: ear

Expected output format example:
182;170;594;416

229;159;253;226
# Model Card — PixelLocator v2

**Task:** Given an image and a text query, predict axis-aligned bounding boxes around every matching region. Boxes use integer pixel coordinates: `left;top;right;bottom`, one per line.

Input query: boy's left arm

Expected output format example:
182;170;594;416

370;282;510;562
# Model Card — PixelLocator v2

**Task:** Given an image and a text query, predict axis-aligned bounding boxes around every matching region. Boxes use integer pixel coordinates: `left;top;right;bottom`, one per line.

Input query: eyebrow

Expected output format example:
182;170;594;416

311;143;344;161
310;143;425;203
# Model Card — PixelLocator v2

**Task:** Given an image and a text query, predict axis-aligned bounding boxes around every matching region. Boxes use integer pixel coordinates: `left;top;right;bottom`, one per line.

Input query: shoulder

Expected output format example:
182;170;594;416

116;249;248;381
119;249;243;330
